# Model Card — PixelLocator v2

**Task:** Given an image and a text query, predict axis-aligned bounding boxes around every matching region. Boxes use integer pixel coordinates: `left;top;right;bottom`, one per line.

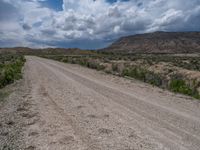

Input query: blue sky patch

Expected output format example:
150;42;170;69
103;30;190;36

39;0;63;11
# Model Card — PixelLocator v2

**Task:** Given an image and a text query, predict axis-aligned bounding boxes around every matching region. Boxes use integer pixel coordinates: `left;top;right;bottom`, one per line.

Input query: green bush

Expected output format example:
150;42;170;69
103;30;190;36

169;79;192;94
122;67;146;81
169;79;200;99
0;55;25;88
4;66;15;84
61;57;68;63
112;64;118;72
86;62;105;70
122;67;163;86
145;71;163;87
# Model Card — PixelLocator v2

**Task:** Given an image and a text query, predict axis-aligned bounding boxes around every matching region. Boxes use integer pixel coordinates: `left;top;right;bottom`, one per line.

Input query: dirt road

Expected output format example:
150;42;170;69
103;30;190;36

1;56;200;150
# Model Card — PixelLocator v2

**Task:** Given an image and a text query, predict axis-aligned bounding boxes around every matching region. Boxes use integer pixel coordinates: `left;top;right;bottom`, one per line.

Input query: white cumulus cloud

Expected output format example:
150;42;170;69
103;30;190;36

0;0;200;48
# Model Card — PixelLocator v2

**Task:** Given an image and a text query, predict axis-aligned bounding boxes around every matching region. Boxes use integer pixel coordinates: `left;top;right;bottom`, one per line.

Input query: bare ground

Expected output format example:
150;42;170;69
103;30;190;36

1;56;200;150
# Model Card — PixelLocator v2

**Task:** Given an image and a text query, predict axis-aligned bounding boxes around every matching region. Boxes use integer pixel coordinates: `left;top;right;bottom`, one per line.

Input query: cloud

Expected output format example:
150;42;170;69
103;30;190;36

22;23;32;30
0;0;200;49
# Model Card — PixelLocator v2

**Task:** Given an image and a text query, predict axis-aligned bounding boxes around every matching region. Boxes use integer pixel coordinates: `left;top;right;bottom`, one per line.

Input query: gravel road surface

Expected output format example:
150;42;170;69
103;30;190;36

1;56;200;150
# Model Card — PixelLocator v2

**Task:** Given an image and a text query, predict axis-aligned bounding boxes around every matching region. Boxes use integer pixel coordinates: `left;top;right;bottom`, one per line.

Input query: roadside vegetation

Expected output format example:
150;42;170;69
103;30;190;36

0;54;26;89
41;53;200;99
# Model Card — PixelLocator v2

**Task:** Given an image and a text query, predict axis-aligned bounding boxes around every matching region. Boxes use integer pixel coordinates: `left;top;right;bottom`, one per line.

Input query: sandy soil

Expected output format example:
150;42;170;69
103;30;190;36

1;56;200;150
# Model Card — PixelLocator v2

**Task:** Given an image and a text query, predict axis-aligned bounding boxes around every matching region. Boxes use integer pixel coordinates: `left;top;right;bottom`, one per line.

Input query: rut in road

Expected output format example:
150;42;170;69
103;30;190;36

21;56;200;150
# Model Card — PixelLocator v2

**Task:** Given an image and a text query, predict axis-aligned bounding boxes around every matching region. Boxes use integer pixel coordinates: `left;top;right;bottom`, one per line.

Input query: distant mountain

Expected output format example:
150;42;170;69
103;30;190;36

102;32;200;54
0;47;93;55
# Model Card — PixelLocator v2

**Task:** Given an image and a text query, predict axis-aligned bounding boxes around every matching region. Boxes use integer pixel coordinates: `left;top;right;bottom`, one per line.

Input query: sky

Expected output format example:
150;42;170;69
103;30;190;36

0;0;200;49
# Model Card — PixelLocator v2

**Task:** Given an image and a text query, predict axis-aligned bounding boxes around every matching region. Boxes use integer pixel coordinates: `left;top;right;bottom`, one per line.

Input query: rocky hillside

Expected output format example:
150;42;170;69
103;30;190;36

103;32;200;54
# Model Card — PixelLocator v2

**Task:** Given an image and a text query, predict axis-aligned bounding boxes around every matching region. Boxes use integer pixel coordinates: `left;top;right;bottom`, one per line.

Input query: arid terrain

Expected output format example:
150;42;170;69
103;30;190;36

1;56;200;150
43;54;200;99
103;32;200;53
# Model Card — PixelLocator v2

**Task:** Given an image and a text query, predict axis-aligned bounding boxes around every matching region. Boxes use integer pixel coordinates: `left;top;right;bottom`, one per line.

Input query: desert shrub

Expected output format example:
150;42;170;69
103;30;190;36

97;65;105;71
4;65;15;84
105;70;112;74
71;58;76;64
122;68;130;76
112;63;118;72
86;61;105;70
169;79;192;95
135;68;146;81
145;71;163;86
61;57;68;63
0;55;25;88
122;67;163;86
169;79;200;99
79;58;89;66
122;67;146;81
